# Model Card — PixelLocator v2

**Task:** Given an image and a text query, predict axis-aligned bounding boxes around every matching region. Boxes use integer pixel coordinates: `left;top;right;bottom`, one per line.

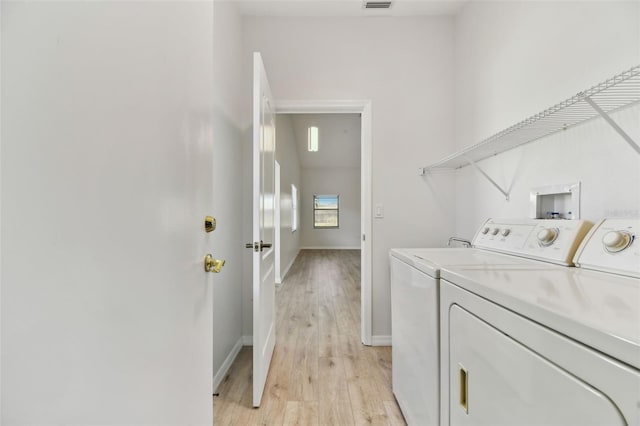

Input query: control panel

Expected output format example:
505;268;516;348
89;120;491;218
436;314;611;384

573;218;640;278
472;218;593;266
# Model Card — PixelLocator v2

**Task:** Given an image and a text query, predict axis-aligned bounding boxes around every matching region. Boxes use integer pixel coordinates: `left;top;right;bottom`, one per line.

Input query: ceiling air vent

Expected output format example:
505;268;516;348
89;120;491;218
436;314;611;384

364;1;392;9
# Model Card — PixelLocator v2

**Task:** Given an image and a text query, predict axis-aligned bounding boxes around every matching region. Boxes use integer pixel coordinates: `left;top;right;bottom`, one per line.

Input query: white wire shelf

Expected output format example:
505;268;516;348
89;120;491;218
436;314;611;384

424;65;640;172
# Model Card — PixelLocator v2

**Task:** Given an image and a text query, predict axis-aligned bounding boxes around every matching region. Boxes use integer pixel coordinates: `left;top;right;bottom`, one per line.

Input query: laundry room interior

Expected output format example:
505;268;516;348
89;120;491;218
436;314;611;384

1;0;639;424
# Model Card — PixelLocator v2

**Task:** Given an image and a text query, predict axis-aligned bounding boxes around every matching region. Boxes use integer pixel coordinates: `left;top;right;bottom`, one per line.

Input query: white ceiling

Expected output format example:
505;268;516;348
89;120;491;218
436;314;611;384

233;0;467;17
288;114;361;169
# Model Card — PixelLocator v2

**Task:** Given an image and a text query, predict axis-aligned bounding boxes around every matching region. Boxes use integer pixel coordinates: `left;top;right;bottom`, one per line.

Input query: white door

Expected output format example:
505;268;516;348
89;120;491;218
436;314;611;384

1;2;214;424
250;52;277;407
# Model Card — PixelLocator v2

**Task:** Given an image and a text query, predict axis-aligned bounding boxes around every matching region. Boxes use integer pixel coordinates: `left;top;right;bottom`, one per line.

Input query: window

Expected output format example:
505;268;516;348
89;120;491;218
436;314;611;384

291;184;298;232
308;126;319;152
313;195;339;228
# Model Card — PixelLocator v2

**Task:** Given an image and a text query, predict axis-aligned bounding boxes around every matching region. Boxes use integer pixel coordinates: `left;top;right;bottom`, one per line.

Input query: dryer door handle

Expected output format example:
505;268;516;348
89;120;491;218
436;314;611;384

459;364;469;414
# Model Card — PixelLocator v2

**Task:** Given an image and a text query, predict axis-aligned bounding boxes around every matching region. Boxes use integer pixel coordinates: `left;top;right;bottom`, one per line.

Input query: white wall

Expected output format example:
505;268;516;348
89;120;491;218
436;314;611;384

212;1;245;389
275;114;302;278
453;1;640;238
301;169;361;248
243;16;457;338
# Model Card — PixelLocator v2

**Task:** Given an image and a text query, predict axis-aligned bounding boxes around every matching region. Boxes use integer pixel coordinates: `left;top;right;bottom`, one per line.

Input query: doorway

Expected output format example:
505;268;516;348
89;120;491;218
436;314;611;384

275;100;372;345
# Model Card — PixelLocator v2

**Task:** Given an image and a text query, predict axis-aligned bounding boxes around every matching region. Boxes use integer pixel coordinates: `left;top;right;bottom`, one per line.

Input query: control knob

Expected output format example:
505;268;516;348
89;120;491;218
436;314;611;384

537;228;559;247
602;231;633;253
501;229;511;237
481;227;490;235
491;228;500;236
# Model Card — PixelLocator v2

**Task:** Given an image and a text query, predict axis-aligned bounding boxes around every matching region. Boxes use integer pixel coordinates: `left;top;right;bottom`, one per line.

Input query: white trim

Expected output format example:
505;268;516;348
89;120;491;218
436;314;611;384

0;2;3;415
371;335;392;346
277;100;370;114
274;161;282;284
300;246;361;250
213;337;243;393
361;101;373;346
275;99;373;347
281;248;300;282
242;335;253;346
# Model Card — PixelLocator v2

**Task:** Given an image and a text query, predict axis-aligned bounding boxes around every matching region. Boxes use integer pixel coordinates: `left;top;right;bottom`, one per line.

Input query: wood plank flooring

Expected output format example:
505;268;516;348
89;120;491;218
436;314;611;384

213;249;405;426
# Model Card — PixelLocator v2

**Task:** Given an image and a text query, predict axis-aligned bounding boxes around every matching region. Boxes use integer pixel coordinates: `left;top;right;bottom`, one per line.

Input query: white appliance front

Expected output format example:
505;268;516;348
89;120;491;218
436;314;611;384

388;218;592;426
390;255;439;425
439;217;640;425
389;248;560;426
441;282;638;426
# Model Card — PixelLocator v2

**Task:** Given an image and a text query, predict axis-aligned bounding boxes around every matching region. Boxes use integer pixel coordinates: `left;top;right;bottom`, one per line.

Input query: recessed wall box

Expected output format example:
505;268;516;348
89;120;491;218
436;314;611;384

530;182;581;220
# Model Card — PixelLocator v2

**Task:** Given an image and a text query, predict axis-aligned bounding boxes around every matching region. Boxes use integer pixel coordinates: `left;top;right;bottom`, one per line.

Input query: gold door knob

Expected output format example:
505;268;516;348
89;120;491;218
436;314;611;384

204;254;225;273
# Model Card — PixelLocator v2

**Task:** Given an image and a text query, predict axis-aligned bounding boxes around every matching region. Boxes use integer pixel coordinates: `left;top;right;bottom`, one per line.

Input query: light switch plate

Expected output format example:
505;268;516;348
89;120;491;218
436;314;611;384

375;203;384;218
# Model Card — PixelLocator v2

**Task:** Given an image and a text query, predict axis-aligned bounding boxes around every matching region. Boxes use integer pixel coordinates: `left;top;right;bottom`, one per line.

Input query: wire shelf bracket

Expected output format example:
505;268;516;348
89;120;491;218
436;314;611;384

584;96;640;155
466;157;510;201
422;65;640;200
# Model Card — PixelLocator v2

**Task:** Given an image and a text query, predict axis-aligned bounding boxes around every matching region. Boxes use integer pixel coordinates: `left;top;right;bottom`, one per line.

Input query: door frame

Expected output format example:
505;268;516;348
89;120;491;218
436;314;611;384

274;160;282;285
275;99;373;346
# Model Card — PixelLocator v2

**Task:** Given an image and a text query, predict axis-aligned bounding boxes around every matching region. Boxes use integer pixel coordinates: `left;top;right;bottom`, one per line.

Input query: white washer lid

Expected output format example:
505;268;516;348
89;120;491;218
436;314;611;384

389;248;558;279
441;265;640;369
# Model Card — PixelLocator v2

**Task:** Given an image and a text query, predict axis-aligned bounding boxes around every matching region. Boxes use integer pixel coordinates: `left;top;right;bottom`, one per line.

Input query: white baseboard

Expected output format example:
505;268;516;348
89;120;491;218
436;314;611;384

281;248;300;281
371;335;392;346
301;246;361;250
213;337;243;393
242;335;253;346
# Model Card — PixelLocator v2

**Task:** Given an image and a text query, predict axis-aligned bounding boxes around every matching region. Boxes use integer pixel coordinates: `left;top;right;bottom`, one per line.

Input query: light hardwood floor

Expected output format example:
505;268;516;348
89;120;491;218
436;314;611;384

213;249;405;426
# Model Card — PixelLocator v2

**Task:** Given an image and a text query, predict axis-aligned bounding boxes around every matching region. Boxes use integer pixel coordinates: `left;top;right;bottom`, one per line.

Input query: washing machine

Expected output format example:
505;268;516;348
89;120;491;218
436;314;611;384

439;218;640;426
389;218;592;426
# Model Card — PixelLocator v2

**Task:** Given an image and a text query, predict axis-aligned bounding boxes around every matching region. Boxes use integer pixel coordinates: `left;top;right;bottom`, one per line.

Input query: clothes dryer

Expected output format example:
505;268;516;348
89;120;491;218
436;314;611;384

439;218;640;426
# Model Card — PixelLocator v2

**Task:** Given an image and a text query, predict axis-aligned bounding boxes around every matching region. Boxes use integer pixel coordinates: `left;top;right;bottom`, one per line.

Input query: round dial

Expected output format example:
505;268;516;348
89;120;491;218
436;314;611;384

491;228;500;236
537;228;559;246
501;229;511;237
602;231;632;253
482;227;490;235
